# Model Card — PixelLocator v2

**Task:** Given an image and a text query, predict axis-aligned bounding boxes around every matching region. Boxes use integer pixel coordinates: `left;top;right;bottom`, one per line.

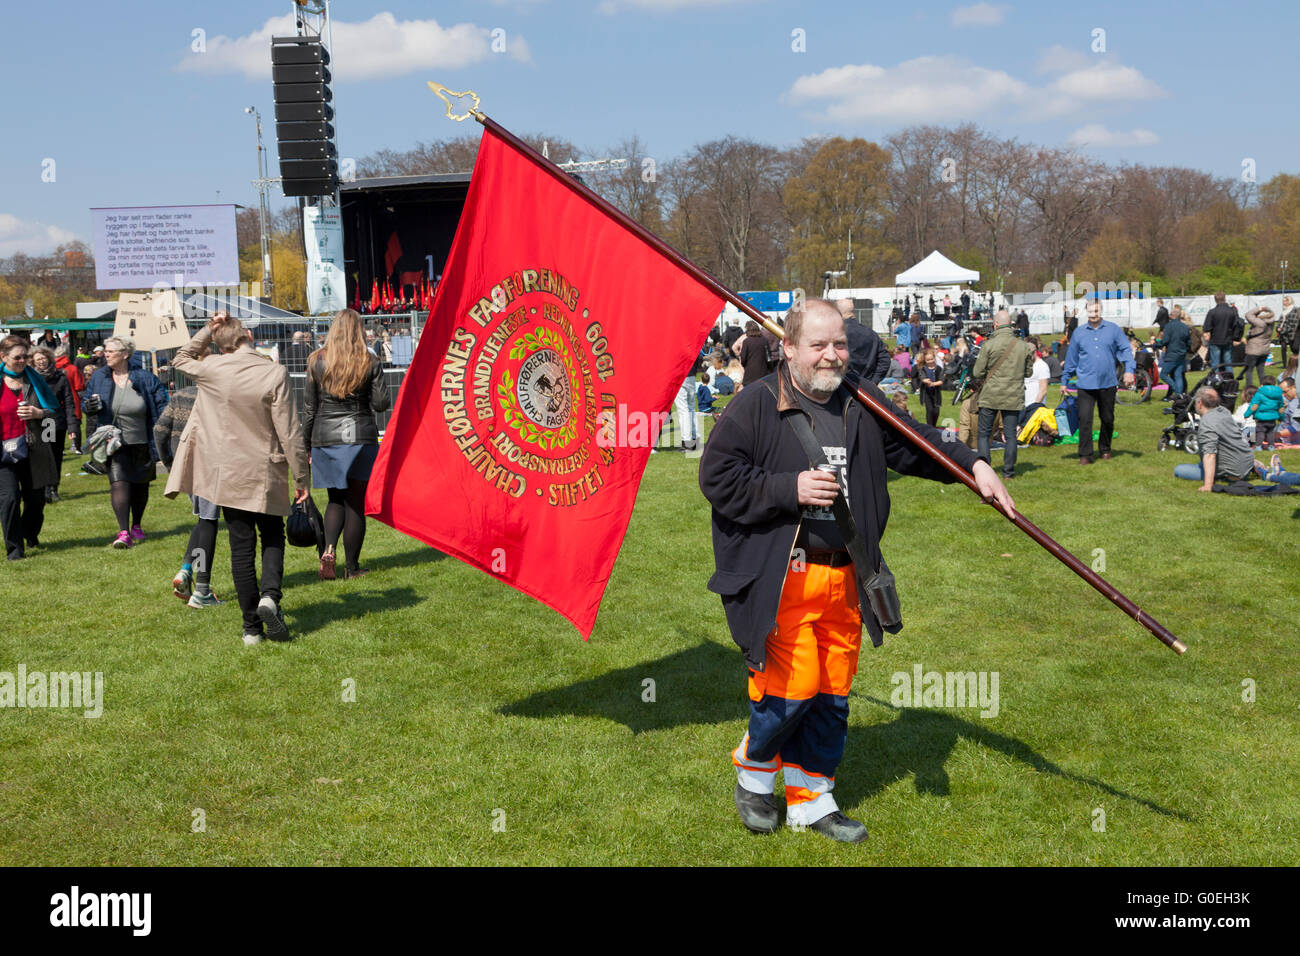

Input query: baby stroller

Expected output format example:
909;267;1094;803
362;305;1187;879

1200;367;1239;409
1159;392;1199;453
1158;369;1239;454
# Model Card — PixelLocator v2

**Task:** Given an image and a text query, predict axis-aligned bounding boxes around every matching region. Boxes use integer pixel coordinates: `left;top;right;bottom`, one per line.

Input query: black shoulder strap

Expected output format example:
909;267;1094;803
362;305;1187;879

764;380;878;576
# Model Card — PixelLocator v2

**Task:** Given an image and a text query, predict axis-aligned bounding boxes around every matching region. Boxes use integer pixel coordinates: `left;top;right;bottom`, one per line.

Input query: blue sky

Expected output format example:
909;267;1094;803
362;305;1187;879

2;0;1295;257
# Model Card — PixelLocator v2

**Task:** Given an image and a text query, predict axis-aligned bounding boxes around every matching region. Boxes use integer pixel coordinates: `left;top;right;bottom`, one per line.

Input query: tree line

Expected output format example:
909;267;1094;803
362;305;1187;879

356;123;1300;299
6;122;1298;319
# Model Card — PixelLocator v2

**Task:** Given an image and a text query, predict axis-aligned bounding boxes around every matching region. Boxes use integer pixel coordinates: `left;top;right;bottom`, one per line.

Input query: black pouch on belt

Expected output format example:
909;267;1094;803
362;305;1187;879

780;402;903;633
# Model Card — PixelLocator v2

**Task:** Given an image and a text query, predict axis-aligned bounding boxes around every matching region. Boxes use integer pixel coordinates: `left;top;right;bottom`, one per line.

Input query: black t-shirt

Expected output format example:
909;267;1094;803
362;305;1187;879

793;387;848;552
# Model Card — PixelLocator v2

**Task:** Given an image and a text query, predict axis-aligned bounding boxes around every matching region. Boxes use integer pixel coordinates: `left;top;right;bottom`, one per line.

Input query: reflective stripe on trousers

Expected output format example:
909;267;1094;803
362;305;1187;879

732;561;862;827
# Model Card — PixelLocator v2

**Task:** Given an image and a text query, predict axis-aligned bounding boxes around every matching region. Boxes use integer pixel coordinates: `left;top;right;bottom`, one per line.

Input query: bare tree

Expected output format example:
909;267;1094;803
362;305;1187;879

1022;149;1117;283
885;126;955;264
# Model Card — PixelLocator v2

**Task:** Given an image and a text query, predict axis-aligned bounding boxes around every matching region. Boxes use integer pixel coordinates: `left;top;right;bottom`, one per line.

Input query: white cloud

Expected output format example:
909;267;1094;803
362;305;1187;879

787;56;1031;122
596;0;751;13
787;51;1165;124
1067;124;1159;148
1035;43;1091;74
0;214;80;258
951;3;1011;27
177;12;530;81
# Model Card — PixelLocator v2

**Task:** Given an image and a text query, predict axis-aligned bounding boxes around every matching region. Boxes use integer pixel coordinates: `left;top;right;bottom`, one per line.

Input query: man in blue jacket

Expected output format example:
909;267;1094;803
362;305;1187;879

699;299;1012;842
1062;300;1136;464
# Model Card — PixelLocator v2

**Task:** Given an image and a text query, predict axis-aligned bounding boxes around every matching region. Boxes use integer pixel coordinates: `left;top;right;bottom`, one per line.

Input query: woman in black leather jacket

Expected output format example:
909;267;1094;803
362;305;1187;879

304;309;391;579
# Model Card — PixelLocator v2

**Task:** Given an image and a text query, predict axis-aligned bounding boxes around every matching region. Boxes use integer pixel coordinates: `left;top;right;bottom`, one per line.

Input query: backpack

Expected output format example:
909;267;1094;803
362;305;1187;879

1188;326;1203;353
1231;312;1246;342
765;334;782;368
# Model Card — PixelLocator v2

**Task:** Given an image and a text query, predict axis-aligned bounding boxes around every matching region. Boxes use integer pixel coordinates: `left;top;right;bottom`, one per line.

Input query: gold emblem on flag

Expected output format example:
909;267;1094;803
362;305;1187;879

438;267;618;507
497;328;579;450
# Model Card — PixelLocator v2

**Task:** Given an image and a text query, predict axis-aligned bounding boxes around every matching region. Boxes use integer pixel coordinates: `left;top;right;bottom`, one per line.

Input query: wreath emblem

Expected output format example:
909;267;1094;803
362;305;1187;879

498;326;581;451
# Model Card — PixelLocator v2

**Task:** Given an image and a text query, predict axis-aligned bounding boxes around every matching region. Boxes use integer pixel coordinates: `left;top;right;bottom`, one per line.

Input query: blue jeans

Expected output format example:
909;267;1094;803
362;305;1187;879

1160;358;1186;396
1174;461;1300;484
1208;344;1233;372
978;407;1021;476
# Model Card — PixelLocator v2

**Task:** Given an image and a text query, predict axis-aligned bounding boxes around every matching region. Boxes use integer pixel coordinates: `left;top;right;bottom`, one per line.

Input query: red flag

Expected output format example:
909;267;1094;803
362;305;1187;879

384;231;403;277
370;278;380;313
366;127;723;636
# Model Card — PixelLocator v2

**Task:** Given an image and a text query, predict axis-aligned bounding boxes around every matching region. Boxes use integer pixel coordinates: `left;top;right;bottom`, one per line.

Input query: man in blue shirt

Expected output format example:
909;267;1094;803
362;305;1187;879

1062;300;1136;464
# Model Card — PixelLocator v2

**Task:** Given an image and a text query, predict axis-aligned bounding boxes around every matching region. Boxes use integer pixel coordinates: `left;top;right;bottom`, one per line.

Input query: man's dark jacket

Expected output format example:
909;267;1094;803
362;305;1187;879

1203;304;1237;346
844;319;891;384
699;363;983;672
1155;318;1190;363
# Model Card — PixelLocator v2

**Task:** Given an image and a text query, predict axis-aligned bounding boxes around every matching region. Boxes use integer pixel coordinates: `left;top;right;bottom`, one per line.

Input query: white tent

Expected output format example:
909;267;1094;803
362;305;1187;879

895;251;979;286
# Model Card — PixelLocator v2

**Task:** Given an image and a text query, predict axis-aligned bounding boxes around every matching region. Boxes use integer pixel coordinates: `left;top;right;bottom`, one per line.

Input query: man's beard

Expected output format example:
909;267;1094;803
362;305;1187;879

790;360;845;397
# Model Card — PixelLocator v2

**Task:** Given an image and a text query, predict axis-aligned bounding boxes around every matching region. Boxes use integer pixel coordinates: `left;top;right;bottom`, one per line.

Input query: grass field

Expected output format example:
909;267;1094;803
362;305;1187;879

1;370;1298;866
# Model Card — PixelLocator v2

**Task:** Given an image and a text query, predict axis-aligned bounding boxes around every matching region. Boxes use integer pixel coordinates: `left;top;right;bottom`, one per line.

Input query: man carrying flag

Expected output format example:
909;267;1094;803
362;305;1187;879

699;298;1011;842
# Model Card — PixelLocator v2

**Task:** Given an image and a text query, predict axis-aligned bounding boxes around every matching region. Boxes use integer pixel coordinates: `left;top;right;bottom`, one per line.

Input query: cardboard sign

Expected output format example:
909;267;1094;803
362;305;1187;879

113;291;191;351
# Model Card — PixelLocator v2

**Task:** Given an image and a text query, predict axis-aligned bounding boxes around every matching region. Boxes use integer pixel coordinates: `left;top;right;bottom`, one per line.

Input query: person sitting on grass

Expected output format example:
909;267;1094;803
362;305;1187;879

1254;452;1300;486
1244;375;1284;450
696;371;716;415
708;353;735;395
1275;377;1300;445
890;390;914;419
1233;386;1258;446
1173;388;1259;491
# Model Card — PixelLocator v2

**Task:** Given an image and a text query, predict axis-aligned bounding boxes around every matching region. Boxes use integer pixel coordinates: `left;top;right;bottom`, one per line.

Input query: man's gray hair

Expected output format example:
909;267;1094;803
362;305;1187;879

784;298;841;347
993;309;1012;328
1194;387;1220;410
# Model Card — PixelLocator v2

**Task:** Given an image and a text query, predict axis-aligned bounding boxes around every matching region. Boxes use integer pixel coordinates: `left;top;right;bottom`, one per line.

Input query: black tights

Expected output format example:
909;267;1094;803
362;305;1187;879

184;517;219;585
324;480;368;571
110;480;149;532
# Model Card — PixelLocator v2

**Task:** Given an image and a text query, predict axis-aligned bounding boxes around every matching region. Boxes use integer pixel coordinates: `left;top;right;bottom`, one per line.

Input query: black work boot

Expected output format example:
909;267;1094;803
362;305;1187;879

734;784;778;834
809;810;869;843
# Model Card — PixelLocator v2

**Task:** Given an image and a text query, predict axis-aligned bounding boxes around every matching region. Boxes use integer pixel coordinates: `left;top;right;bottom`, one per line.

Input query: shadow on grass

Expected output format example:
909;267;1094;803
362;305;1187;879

39;525;187;552
287;584;423;636
280;545;448;589
499;640;747;734
840;693;1192;821
1058;448;1144;461
502;646;1191;820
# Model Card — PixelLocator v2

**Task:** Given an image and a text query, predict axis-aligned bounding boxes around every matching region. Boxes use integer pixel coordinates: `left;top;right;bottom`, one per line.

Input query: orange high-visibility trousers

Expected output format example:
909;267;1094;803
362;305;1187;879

732;561;862;827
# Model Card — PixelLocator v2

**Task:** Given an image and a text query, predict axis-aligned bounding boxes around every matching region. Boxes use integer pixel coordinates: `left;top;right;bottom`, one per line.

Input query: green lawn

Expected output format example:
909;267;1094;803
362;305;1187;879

1;372;1297;865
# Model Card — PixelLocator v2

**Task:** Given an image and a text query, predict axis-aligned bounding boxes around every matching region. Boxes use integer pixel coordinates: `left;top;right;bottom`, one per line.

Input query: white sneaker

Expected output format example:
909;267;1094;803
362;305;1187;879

242;632;263;647
257;595;289;641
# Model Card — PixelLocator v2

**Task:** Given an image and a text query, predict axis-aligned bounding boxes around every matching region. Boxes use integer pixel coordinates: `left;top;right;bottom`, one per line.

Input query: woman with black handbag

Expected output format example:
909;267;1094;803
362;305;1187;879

0;336;59;559
304;309;391;579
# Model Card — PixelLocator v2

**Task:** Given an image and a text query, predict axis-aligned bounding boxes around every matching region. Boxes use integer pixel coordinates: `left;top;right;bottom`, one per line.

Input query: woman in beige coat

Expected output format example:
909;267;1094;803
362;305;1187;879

165;314;310;646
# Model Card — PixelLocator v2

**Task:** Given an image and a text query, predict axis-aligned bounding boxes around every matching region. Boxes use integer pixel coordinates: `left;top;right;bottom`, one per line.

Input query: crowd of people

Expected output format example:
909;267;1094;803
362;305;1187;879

692;289;1299;488
1;310;392;647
